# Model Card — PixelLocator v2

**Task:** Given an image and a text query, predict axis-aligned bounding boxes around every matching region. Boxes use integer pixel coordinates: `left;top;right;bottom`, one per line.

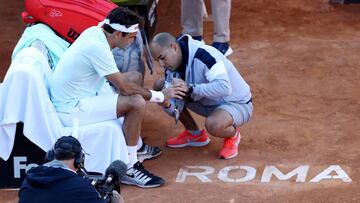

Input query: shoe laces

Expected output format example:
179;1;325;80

132;162;153;177
223;134;238;148
127;162;155;184
179;130;192;138
138;144;150;153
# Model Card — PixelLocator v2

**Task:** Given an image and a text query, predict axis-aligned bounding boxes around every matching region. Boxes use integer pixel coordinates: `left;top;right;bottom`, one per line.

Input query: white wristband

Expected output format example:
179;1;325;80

149;90;165;103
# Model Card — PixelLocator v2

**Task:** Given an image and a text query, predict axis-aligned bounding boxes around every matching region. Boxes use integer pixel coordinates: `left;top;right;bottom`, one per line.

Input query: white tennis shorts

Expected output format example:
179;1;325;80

57;93;119;127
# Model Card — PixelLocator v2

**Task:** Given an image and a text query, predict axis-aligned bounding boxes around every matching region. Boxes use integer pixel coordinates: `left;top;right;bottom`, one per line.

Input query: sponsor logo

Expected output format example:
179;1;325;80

67;28;80;41
49;9;63;18
13;156;39;178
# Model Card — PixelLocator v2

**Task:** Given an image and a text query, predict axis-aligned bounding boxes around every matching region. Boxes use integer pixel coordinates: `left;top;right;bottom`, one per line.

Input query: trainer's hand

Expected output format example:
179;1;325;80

162;85;187;100
172;78;189;92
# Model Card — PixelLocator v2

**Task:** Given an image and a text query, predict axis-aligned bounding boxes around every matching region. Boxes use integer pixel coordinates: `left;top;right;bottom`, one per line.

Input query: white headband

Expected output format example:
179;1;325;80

100;19;139;33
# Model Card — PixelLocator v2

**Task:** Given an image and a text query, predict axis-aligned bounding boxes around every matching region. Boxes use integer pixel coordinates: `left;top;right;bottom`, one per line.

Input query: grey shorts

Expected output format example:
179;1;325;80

186;100;253;127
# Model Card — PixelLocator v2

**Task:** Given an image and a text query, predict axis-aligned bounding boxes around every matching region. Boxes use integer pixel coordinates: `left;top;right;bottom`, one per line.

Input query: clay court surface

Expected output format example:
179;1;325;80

1;0;360;202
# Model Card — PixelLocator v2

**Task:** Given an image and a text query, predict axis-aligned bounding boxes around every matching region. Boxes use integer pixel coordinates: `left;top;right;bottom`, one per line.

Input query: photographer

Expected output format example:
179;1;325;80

18;136;123;203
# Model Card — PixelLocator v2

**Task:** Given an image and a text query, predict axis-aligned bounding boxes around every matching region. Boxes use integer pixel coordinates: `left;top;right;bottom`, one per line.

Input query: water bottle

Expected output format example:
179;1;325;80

163;69;184;123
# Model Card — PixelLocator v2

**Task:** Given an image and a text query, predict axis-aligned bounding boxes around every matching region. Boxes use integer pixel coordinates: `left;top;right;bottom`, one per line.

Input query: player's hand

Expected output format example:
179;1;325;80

153;77;165;91
158;99;171;108
162;85;187;100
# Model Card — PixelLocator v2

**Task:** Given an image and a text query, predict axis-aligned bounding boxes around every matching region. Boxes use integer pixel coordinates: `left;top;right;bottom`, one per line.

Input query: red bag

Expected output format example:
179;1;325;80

23;0;117;43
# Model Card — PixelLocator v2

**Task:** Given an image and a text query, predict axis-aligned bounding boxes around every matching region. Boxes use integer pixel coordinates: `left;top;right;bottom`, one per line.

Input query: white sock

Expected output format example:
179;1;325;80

137;137;143;151
232;129;240;139
127;145;138;168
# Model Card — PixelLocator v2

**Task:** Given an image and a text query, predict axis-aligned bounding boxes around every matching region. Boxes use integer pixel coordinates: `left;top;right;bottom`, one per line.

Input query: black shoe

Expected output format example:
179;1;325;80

192;35;203;41
329;0;344;4
121;162;165;188
212;42;233;57
137;143;162;163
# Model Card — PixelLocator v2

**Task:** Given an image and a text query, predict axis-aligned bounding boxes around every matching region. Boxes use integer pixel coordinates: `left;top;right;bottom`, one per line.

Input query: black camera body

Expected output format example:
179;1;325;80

88;160;127;202
90;175;120;202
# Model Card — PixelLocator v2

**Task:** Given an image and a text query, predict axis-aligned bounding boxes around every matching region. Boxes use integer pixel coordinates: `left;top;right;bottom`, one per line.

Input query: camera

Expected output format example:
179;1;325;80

90;175;119;202
88;160;127;202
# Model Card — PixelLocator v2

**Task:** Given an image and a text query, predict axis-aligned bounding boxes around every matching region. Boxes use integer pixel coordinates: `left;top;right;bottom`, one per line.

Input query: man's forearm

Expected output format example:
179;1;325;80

106;72;151;100
119;81;152;100
192;79;232;98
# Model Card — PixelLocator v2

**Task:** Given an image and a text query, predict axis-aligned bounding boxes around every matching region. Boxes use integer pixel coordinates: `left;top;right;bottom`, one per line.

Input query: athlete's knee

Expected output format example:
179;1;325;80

205;117;226;136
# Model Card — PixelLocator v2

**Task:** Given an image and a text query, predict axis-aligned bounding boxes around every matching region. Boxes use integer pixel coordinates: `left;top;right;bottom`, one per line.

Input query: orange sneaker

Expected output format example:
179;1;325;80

167;129;210;148
219;129;241;159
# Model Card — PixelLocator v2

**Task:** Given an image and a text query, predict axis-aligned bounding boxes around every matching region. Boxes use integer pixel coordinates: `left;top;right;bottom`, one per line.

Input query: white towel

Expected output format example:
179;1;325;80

0;47;128;173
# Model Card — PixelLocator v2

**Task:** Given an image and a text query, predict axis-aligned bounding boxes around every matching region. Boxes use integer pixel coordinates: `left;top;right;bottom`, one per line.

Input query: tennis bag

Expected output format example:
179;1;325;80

21;0;154;72
22;0;117;43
